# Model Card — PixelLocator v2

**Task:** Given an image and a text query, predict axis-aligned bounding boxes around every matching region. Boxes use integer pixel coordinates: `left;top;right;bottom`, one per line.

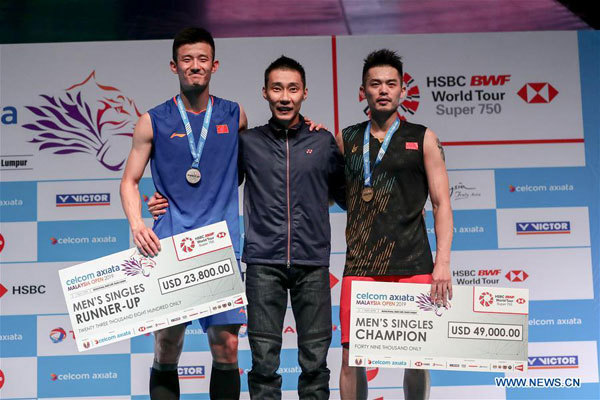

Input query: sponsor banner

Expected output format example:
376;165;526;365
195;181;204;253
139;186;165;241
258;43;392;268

37;315;130;356
496;207;590;248
38;219;130;262
349;282;528;372
0;262;72;315
0;315;37;357
336;31;584;169
130;352;212;396
0;181;37;222
426;209;497;251
37;354;131;398
451;248;593;301
37;180;123;221
0;357;37;398
507;341;599;384
0;221;37;262
495;167;591;208
59;221;246;351
529;300;597;342
425;170;496;210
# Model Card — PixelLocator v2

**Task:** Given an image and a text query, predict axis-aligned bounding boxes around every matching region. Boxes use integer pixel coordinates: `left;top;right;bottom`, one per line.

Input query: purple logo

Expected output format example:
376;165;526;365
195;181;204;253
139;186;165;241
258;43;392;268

22;71;141;171
416;293;451;316
122;255;156;277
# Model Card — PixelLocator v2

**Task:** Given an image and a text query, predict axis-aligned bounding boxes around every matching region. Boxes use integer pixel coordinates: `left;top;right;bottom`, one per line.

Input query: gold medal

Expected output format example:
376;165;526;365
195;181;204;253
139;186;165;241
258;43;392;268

362;187;374;202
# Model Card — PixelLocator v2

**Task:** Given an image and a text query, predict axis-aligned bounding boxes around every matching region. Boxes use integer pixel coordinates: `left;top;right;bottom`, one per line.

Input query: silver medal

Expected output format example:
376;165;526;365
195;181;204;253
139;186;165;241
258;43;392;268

186;168;201;184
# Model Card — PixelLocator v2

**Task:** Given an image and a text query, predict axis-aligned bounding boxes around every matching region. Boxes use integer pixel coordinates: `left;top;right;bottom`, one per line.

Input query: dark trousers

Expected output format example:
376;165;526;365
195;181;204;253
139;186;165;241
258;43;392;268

246;264;332;400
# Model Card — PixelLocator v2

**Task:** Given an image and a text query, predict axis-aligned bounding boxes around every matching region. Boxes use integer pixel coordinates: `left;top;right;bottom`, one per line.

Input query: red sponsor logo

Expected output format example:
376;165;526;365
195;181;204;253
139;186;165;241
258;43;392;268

329;273;339;289
50;237;58;245
138;326;146;332
216;125;229;134
180;237;195;253
471;75;511;86
0;284;7;298
50;373;58;381
479;292;494;307
355;358;363;366
517;83;559;104
0;369;4;389
306;149;313;154
516;298;526;304
405;142;418;150
366;367;379;381
414;361;423;367
515;364;524;371
479;269;501;276
216;232;226;239
506;270;529;282
234;297;244;305
0;233;4;253
83;341;91;349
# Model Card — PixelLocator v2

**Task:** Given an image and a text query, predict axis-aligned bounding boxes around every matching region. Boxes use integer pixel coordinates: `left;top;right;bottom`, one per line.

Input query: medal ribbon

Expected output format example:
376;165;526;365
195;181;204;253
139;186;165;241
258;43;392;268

176;94;213;169
363;117;400;187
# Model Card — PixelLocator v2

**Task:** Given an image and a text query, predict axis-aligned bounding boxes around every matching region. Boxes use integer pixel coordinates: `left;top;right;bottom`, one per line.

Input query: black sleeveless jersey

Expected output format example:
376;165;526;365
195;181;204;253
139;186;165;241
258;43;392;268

342;120;434;276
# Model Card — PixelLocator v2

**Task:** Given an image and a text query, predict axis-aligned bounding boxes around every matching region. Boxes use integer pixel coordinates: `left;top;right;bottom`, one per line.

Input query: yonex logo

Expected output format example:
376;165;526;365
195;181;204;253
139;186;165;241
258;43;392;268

517;83;558;104
56;193;110;207
516;221;570;235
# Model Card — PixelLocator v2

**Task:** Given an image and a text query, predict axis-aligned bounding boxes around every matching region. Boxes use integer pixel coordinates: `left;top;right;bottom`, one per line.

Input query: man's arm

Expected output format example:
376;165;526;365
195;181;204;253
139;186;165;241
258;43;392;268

328;133;347;209
120;113;161;256
423;128;453;305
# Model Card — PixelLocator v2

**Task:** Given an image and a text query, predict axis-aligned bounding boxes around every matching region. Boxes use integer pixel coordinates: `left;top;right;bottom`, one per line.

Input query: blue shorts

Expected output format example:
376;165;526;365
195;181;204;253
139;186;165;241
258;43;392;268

187;259;247;331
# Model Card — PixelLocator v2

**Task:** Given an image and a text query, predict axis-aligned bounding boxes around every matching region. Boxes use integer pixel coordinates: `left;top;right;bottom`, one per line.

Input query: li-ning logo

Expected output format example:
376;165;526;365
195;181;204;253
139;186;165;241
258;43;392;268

180;237;195;252
122;255;156;277
479;292;494;307
360;72;420;120
22;71;142;171
517;83;559;104
516;221;570;235
416;293;451;316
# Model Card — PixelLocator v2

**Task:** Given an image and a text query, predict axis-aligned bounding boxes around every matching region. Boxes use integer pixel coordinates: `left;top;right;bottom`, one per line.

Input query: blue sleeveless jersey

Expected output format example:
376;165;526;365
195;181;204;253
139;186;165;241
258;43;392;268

148;95;241;257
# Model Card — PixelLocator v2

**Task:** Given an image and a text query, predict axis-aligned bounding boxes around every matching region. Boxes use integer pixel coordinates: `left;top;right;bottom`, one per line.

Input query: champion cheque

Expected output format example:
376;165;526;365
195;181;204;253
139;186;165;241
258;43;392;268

59;221;246;352
349;282;528;373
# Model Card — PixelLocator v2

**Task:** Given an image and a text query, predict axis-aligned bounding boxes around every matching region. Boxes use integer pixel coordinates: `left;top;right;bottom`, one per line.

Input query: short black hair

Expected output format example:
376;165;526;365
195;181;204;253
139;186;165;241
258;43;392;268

362;49;403;85
264;56;306;88
172;27;215;62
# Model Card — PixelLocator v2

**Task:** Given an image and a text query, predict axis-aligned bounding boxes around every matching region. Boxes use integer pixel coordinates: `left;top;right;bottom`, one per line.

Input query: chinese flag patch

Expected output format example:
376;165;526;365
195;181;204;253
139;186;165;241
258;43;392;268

406;142;419;150
216;124;229;134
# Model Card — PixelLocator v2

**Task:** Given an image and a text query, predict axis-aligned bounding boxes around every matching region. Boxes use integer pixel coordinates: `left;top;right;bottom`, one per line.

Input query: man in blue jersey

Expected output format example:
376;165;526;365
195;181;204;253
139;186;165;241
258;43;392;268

120;27;248;400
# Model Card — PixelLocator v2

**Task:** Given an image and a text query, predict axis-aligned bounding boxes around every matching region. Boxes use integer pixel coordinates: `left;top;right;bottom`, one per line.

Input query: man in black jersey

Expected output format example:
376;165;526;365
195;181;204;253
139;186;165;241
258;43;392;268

336;49;453;400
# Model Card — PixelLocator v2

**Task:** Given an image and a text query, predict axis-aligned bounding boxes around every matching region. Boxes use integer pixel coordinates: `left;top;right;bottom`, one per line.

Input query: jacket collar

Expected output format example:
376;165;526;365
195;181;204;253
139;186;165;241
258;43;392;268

268;114;305;136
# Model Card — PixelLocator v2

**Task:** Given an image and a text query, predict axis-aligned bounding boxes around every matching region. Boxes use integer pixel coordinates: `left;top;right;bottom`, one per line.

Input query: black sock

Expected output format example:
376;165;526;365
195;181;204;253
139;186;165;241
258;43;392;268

150;362;180;400
210;361;240;400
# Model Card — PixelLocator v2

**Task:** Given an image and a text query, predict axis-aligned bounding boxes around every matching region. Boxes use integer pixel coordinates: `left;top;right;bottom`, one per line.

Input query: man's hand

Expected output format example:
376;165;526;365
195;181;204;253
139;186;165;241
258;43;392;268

132;222;161;257
304;116;327;131
430;261;452;307
147;192;169;220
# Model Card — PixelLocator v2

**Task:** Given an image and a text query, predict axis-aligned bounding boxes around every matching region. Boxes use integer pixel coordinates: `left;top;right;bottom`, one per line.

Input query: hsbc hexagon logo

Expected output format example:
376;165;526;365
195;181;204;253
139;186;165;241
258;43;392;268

180;237;195;253
0;284;7;298
506;270;529;282
0;369;4;389
517;83;558;104
329;273;339;289
0;233;4;253
216;232;226;239
516;298;526;304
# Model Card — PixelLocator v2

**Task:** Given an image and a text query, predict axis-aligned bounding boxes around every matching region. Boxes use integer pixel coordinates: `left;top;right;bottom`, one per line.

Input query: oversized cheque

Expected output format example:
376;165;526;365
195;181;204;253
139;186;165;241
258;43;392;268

59;221;246;352
349;282;528;373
